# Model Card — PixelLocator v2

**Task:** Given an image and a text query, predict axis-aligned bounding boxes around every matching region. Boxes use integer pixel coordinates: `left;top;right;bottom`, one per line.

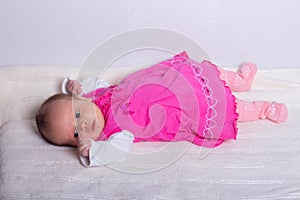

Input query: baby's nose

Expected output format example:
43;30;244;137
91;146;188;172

79;120;88;131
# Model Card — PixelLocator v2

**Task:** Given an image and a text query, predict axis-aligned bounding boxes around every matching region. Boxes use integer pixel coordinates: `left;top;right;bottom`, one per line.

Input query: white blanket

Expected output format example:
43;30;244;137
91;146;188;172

1;64;299;199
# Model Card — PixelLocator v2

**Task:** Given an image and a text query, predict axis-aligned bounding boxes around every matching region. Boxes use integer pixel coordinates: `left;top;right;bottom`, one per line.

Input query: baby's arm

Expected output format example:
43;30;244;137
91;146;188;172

79;130;134;167
62;77;110;95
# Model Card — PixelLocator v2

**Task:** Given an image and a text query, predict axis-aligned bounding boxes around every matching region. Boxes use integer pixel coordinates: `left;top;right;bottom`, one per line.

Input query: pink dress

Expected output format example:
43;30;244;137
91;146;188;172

84;51;238;148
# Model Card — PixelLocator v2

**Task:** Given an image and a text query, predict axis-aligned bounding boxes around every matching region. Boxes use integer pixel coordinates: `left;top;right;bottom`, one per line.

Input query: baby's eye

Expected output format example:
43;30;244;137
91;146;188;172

74;130;78;138
75;111;80;119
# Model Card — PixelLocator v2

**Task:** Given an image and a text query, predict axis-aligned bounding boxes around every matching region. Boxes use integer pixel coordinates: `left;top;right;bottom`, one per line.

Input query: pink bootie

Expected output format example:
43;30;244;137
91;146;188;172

219;63;257;92
237;99;288;123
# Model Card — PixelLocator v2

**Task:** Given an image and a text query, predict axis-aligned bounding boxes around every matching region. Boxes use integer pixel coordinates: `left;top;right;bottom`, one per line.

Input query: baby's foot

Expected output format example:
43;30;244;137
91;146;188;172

266;102;288;123
235;62;257;91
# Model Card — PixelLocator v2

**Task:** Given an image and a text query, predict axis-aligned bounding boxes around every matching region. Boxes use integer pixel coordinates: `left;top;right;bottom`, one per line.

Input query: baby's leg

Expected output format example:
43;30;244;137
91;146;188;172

236;99;288;123
218;63;257;92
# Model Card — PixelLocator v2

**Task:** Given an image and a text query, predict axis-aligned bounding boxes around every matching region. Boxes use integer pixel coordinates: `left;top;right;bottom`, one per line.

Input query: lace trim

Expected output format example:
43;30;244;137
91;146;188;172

170;56;218;138
204;60;239;140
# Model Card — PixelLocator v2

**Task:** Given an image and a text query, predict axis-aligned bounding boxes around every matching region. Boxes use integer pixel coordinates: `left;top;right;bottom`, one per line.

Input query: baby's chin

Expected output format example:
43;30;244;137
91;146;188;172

92;125;103;141
94;110;105;140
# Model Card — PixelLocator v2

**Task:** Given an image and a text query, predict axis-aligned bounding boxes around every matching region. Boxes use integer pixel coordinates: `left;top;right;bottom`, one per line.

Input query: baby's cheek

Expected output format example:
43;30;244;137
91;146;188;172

95;107;105;126
79;132;92;139
68;137;78;147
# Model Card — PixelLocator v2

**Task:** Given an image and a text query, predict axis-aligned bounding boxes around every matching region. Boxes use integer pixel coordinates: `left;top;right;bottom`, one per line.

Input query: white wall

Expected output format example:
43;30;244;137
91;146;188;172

1;0;300;68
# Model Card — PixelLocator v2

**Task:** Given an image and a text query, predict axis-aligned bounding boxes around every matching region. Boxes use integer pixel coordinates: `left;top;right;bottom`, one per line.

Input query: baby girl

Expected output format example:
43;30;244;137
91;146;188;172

35;51;288;166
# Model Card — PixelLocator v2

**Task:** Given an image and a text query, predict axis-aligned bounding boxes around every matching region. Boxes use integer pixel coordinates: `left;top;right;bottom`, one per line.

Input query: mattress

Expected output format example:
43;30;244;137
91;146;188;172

0;64;299;199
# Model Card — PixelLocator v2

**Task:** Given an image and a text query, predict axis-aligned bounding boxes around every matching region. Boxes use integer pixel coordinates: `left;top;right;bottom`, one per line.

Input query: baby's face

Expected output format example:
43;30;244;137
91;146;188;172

47;97;105;146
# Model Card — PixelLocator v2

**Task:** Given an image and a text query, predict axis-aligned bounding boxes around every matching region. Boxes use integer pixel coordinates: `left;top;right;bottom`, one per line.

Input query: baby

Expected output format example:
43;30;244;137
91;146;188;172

36;93;105;157
36;52;288;162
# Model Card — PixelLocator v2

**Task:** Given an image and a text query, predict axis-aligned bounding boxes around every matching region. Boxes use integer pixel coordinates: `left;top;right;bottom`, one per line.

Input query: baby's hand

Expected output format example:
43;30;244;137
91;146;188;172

66;79;82;95
78;138;91;157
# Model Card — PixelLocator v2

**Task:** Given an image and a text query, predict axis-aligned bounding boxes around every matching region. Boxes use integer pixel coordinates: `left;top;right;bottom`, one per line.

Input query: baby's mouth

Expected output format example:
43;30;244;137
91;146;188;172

91;120;96;131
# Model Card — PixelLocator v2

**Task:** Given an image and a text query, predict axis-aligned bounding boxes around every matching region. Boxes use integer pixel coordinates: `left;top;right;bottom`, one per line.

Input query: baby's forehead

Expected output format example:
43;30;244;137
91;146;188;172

48;99;73;117
48;97;87;119
48;100;75;131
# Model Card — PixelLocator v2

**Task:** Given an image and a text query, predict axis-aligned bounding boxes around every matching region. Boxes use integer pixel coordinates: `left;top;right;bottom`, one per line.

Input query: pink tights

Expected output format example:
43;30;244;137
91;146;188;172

218;63;288;123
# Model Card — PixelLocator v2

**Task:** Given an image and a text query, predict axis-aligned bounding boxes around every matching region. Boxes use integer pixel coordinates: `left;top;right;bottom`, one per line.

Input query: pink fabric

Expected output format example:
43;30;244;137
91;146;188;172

84;52;238;148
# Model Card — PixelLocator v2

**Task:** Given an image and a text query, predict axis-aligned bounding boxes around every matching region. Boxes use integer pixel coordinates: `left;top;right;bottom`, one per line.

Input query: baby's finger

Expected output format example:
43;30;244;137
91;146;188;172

79;138;91;148
75;87;82;95
67;80;74;87
78;142;89;153
78;144;84;152
75;81;82;86
66;81;75;93
80;148;89;157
